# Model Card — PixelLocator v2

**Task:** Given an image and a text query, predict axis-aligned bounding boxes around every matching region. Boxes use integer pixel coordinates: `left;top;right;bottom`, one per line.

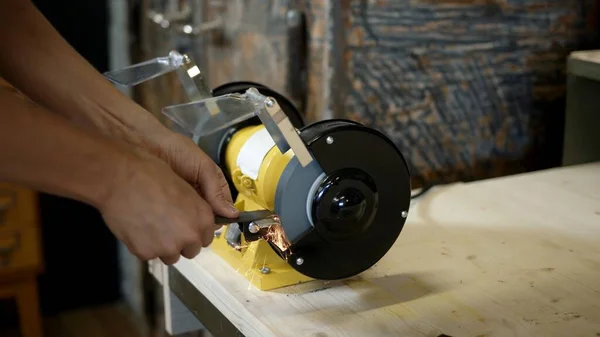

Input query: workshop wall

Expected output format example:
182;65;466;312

304;0;599;184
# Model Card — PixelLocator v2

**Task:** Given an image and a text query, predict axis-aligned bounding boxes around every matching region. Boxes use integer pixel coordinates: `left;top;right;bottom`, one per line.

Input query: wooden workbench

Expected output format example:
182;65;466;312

156;162;600;337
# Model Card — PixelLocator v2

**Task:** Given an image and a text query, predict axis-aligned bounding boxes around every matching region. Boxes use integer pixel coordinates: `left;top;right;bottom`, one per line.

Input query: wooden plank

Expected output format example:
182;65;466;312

0;183;39;230
0;227;41;276
172;162;600;337
301;0;327;122
202;0;294;104
570;50;600;65
569;50;600;82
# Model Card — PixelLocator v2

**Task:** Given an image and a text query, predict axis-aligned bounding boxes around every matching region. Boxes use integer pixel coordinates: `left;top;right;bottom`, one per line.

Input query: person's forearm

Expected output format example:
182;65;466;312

0;0;167;148
0;86;136;208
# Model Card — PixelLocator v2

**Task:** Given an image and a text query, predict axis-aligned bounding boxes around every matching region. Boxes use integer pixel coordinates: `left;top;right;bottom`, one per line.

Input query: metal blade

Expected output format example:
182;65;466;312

214;210;274;225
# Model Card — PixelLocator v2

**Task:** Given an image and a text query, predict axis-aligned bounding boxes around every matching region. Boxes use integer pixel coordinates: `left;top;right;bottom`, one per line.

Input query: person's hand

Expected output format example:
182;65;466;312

99;149;223;264
150;132;239;218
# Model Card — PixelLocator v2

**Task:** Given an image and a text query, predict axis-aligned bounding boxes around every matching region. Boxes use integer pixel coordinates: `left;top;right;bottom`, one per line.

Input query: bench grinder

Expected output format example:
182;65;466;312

104;51;412;290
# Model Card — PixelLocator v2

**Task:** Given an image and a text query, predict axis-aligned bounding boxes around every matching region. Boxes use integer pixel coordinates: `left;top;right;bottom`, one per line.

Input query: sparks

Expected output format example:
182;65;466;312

263;224;291;253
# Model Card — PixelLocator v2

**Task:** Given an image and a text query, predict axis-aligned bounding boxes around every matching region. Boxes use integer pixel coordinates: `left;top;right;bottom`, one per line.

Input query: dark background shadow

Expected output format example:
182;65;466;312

0;1;120;329
32;0;119;315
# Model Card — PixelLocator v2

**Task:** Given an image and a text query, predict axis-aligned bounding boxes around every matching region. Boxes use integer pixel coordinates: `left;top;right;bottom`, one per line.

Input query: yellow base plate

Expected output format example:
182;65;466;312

211;226;313;291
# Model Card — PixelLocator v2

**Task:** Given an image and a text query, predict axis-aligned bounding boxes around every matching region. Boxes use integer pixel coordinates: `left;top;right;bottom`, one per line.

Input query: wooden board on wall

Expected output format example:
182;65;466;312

200;0;307;113
302;0;598;184
135;0;306;124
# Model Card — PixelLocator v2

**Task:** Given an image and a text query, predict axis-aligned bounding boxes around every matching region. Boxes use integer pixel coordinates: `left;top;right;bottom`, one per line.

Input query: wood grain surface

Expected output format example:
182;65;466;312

171;161;600;337
201;0;296;103
308;0;597;184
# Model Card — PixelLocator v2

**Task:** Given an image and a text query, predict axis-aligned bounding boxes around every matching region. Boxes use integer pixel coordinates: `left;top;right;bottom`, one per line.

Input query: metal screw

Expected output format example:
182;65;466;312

286;10;301;27
265;97;275;108
401;211;408;218
296;257;304;265
326;136;334;144
183;24;193;34
152;13;163;24
260;267;270;274
214;231;221;238
248;223;260;234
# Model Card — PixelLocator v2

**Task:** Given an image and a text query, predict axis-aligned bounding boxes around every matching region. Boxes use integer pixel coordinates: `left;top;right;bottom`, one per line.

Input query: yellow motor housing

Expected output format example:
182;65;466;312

224;125;291;211
210;124;313;290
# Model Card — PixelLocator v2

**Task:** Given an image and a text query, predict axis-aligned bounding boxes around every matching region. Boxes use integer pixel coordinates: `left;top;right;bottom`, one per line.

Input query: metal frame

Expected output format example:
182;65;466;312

167;266;245;337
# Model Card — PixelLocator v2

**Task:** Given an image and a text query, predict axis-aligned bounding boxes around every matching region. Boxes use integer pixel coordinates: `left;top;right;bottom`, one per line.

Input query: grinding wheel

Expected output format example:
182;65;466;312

276;120;412;280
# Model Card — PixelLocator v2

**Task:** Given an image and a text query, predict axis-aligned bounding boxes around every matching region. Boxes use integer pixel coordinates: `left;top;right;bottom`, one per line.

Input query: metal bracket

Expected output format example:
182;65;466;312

246;88;313;167
168;266;244;337
174;52;212;100
224;225;242;250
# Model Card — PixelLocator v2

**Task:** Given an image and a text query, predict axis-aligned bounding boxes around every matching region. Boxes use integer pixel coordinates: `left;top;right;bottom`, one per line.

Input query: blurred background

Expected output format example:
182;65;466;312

0;0;598;336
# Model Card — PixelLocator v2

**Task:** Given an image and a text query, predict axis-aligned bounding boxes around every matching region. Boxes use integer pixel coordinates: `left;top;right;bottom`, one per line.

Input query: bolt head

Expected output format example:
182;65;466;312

326;136;334;144
248;223;260;234
401;211;408;218
265;97;275;108
296;257;304;265
260;267;271;274
242;177;253;188
152;14;163;24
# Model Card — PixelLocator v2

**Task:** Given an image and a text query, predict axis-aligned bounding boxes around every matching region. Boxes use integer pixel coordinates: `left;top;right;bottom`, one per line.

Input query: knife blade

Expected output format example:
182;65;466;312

214;210;274;225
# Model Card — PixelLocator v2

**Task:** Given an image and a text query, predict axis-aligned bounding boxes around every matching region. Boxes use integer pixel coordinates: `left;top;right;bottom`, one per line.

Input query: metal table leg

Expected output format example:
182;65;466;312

168;266;245;337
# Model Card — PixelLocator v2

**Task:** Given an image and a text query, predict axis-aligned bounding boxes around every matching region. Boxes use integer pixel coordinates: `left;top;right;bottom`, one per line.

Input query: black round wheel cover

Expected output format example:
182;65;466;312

285;120;412;280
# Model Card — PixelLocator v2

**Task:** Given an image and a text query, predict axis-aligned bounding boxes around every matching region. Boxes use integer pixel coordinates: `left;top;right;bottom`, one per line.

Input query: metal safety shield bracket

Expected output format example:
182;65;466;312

245;88;313;167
